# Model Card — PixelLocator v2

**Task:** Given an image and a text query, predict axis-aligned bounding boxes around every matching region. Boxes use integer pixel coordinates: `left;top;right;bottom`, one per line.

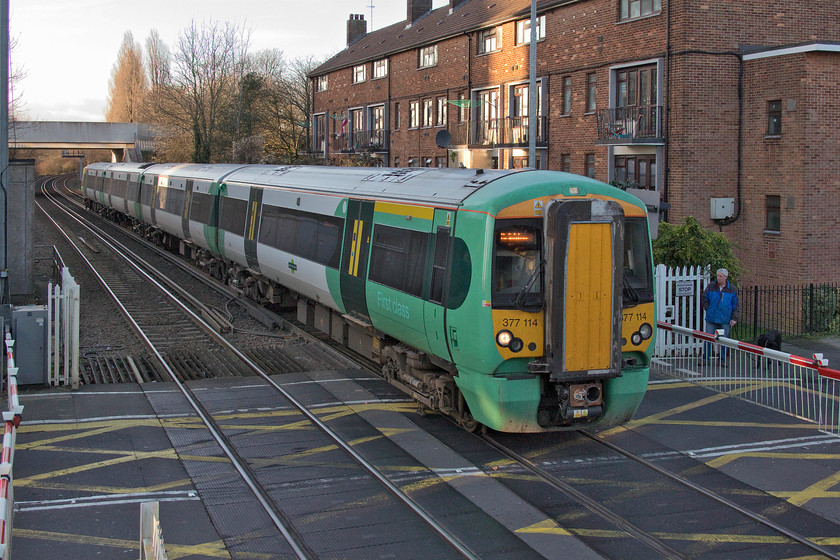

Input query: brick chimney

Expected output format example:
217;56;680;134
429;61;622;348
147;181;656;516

347;14;367;46
407;0;433;24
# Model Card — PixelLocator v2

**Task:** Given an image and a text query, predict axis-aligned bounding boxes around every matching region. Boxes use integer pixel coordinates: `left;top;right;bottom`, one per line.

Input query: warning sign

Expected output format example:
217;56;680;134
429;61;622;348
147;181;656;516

534;200;544;216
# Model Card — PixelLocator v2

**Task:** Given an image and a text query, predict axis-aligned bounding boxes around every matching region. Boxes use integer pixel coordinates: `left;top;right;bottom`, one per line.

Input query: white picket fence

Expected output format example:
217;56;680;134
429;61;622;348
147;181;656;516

47;267;80;389
654;264;709;358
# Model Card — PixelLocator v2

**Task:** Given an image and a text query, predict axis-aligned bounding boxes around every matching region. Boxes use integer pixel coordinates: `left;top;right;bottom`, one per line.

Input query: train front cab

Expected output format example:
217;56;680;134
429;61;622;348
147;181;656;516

461;192;654;432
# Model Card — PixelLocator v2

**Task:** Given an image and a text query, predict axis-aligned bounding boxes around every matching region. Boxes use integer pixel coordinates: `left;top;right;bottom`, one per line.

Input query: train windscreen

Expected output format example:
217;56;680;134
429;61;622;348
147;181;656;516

623;217;653;304
492;219;544;310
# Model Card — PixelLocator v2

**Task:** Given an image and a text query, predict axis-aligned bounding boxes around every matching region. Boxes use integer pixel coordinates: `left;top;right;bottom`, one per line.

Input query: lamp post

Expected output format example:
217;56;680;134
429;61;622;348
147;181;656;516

528;0;537;169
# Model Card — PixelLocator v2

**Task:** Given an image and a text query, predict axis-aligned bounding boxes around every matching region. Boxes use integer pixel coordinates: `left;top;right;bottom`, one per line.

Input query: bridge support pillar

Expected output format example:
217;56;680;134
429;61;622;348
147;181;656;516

8;159;35;304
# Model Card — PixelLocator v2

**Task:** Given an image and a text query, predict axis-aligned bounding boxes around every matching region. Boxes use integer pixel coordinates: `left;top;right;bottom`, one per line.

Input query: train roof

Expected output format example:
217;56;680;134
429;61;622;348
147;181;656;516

222;165;519;206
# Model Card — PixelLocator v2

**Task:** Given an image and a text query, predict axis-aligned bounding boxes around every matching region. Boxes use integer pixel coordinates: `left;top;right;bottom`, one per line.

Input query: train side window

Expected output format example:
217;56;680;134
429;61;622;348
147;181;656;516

165;187;185;213
126;178;140;203
259;204;344;268
219;197;248;235
447;237;471;309
369;224;428;297
190;192;214;225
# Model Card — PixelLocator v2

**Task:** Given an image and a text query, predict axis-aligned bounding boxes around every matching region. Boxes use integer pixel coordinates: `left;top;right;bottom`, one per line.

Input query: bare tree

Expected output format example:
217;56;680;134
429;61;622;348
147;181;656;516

257;55;319;161
161;20;250;163
105;32;148;122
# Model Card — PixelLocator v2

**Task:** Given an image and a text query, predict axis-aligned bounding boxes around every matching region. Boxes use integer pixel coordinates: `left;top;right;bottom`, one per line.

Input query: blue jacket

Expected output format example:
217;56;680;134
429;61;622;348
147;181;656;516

703;281;739;324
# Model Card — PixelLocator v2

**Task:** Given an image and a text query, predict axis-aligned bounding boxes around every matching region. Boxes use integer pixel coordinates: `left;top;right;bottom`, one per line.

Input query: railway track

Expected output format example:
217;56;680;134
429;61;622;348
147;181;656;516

39;175;484;559
36;175;840;559
472;428;840;559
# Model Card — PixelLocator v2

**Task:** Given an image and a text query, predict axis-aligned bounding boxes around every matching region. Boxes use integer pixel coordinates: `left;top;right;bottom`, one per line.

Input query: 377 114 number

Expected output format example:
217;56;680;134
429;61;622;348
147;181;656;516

502;318;539;328
622;312;648;322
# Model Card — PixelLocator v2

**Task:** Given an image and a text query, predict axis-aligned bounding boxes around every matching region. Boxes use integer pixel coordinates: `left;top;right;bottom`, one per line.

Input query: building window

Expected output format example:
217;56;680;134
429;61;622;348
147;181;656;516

436;97;447;126
373;59;388;79
478;26;502;54
766;195;781;232
393;156;400;167
515;15;545;45
409;101;420;128
561;154;571;173
620;0;662;21
614;154;656;189
419;45;438;68
423;99;434;128
617;64;657;108
458;93;468;123
562;77;572;115
585;153;596;178
767;100;782;136
586;73;597;112
435;156;447;168
394;102;401;130
316;75;328;92
408;157;419;167
353;64;366;84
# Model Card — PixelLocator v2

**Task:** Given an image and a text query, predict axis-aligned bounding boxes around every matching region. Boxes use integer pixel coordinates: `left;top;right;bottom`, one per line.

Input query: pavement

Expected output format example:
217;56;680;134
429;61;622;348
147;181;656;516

782;336;840;370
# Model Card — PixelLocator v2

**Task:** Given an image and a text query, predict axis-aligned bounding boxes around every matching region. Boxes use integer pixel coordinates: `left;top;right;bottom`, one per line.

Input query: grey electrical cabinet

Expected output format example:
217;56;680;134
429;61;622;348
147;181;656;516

12;305;49;385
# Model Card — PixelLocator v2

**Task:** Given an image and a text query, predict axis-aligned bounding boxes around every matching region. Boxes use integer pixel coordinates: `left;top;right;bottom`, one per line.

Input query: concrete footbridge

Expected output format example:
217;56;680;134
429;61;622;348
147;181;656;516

9;121;156;162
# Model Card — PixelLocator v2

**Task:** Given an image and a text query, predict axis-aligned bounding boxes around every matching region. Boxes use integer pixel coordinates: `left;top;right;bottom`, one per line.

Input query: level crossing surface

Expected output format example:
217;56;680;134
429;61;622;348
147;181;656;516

7;359;840;559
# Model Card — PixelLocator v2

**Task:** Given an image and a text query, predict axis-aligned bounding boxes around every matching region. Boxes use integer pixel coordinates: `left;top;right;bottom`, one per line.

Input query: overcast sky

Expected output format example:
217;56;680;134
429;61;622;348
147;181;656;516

11;0;448;122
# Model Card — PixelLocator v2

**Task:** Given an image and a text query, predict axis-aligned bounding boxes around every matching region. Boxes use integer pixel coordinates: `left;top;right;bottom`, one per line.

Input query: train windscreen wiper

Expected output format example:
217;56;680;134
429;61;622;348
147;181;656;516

623;275;640;306
515;260;545;311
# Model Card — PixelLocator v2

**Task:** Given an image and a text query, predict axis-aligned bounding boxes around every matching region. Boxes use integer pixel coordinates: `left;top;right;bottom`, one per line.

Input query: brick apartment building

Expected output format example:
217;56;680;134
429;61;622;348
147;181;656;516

309;0;840;286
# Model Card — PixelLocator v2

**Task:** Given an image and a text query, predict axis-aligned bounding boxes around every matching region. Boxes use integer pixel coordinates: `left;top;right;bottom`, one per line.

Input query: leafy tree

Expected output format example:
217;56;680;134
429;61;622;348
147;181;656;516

653;216;745;282
105;32;148;122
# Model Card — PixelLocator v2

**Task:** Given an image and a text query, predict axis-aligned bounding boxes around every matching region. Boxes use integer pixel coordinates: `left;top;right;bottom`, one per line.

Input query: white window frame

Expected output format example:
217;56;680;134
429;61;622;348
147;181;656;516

516;15;545;45
316;75;328;92
422;99;434;128
409;101;420;128
419;45;438;68
353;64;366;84
478;26;502;54
436;97;448;126
373;59;388;79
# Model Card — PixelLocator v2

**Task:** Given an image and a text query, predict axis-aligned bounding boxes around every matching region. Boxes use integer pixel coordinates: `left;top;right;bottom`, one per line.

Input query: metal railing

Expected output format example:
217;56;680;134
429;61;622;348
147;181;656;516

330;129;390;153
448;116;549;147
48;266;80;389
740;283;840;339
656;321;840;437
595;105;663;143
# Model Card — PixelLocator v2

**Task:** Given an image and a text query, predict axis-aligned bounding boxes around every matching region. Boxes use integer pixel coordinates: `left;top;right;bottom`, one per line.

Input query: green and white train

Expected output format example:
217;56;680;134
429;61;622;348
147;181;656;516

82;162;655;433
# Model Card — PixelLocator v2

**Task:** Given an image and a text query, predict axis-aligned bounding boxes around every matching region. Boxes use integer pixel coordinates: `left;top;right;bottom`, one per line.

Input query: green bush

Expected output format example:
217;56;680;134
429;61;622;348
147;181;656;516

653;216;745;283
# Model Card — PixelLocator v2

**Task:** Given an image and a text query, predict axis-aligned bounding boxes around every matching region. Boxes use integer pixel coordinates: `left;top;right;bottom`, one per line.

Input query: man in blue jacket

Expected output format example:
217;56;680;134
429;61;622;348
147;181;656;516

701;268;739;366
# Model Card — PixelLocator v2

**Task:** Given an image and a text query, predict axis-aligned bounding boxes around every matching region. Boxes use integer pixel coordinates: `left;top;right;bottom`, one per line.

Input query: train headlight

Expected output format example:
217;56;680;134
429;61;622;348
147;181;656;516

639;323;653;340
496;330;513;347
631;332;643;346
509;337;524;353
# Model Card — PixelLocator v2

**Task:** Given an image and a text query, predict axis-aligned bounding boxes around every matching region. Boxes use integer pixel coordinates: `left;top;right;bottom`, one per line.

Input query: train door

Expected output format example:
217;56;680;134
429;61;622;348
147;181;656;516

243;186;263;273
424;211;455;361
340;199;374;319
544;199;623;379
181;179;194;243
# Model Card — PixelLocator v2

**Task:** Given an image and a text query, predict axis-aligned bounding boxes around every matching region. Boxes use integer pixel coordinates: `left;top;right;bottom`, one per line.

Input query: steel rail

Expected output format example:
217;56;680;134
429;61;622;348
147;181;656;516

39;177;315;559
481;433;688;560
583;430;840;560
45;177;481;560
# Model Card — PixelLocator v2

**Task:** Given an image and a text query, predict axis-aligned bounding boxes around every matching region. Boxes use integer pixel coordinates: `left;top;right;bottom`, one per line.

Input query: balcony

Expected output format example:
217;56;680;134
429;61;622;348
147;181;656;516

595;105;663;144
330;129;390;154
449;116;549;148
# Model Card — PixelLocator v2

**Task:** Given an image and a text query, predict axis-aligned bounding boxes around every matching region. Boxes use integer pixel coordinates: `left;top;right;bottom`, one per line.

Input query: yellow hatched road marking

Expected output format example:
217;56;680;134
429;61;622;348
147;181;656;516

13;529;242;559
